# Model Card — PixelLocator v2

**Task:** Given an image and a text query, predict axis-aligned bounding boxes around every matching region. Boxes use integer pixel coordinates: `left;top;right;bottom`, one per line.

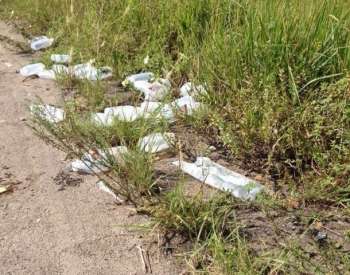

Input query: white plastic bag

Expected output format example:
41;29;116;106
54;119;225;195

138;132;175;153
30;36;54;51
30;104;64;123
132;78;171;101
71;146;127;174
19;63;46;77
173;157;263;200
172;95;202;115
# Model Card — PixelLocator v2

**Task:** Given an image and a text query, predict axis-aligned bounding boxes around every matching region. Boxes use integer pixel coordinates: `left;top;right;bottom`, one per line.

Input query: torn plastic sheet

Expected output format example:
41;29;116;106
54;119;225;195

19;63;46;77
180;82;207;97
30;104;64;123
73;63;113;81
71;146;128;174
51;54;71;64
172;157;264;200
138;132;175;153
30;36;54;51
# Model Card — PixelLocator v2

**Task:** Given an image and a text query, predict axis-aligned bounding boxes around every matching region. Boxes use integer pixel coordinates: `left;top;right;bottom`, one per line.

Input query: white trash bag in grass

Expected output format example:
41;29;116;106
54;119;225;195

173;157;264;200
30;104;64;123
71;146;128;174
138;132;175;153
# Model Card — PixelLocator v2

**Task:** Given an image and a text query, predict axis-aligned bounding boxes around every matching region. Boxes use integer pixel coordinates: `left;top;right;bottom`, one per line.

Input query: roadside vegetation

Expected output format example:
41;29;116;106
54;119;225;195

1;0;350;273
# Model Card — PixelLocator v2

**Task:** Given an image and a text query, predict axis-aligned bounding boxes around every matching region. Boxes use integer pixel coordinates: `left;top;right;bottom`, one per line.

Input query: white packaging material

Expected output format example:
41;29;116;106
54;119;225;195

172;95;201;115
30;104;64;123
37;69;56;80
123;72;154;86
138;132;175;153
96;181;117;199
71;146;127;174
180;82;207;97
134;78;171;101
19;63;46;77
173;157;264;200
30;36;54;51
51;54;71;64
140;101;163;113
104;106;141;122
73;63;113;80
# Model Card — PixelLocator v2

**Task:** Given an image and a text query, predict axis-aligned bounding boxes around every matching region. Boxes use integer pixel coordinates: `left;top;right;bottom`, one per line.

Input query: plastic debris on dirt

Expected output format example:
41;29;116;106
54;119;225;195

138;132;175;153
30;104;65;123
30;36;54;51
19;63;46;77
71;146;128;174
172;157;264;200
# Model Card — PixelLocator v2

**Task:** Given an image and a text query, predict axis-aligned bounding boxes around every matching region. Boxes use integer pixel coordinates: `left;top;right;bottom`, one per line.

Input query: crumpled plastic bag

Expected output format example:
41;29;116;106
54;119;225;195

172;95;202;116
71;146;128;174
30;36;54;51
173;157;264;200
30;104;64;123
93;106;144;125
138;132;175;153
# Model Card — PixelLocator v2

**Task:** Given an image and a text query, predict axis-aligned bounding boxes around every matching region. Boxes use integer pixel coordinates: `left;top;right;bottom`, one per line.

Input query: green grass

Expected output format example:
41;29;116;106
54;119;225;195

2;0;350;273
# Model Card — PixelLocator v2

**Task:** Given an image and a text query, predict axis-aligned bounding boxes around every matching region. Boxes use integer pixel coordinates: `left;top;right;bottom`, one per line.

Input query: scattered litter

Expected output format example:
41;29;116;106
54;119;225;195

123;72;154;86
30;104;64;123
173;157;263;200
180;82;207;97
93;102;167;125
172;95;202;115
73;63;113;80
138;132;175;153
137;245;152;274
30;36;54;51
96;180;119;200
51;54;71;64
19;63;45;77
71;146;127;174
143;55;150;65
134;78;171;101
37;69;56;80
0;185;12;195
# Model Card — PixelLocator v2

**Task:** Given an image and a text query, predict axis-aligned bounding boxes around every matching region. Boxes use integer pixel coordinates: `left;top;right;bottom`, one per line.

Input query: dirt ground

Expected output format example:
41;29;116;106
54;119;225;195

0;21;180;275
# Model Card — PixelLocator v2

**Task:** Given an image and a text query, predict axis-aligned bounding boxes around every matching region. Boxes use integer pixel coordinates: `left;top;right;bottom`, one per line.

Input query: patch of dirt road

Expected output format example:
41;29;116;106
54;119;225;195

0;21;179;274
